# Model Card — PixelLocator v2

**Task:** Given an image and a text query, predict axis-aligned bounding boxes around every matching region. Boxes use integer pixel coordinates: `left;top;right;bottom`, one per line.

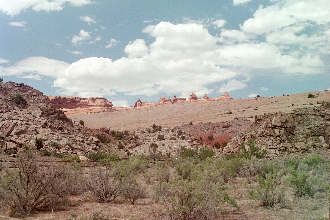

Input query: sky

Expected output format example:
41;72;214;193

0;0;329;107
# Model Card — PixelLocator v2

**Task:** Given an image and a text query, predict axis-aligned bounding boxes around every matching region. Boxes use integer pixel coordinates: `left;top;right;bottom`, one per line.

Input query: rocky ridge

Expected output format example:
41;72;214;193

0;81;100;156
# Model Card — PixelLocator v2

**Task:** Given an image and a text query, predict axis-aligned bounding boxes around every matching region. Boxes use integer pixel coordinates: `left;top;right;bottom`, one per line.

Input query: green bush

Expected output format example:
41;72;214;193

307;93;316;98
251;170;286;207
239;139;266;160
198;148;214;160
62;155;81;163
289;170;314;197
87;152;119;164
178;146;198;159
175;159;194;180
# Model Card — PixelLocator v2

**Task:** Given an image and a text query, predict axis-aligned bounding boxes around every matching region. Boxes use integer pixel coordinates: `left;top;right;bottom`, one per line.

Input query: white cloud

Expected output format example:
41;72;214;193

233;0;252;6
69;50;82;55
8;21;26;27
0;58;9;64
72;29;91;45
80;16;95;25
0;57;69;79
112;100;129;107
0;0;92;16
105;38;118;49
219;79;247;93
213;19;227;28
124;39;148;58
248;93;258;98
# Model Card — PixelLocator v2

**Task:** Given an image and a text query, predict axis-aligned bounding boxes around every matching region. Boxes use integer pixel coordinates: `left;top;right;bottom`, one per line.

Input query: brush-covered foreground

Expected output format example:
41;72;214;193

0;145;329;220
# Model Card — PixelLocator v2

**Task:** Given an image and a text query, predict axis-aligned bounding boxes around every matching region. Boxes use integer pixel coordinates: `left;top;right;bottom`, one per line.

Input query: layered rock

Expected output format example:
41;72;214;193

48;96;113;115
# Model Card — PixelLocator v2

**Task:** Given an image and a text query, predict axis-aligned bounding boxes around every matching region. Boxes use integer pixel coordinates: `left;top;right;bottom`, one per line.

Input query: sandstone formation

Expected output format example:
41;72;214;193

188;93;198;101
215;92;233;101
0;81;100;156
49;96;113;115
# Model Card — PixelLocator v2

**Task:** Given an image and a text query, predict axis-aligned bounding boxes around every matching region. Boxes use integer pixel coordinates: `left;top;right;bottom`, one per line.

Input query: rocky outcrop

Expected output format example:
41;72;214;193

188;93;198;101
223;104;330;157
215;92;233;101
0;81;100;156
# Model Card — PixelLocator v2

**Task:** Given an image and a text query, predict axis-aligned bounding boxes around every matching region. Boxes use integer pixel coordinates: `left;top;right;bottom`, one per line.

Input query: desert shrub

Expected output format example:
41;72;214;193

62;154;81;163
112;157;148;180
239;139;266;160
95;134;111;144
289;170;314;197
87;152;119;164
175;159;194;180
197;132;230;148
157;134;165;141
10;94;27;107
120;177;146;204
308;93;316;98
178;146;198;159
198;148;214;160
117;142;124;149
149;142;158;155
86;168;120;203
79;120;85;126
0;151;73;217
250;165;286;208
152;124;162;132
216;157;245;182
156;175;237;220
40;149;51;156
155;162;170;183
110;130;126;140
35;137;44;150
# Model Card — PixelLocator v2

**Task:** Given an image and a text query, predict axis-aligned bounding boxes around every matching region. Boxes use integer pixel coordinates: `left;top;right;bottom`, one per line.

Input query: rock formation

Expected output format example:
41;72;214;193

188;93;198;101
215;92;233;101
49;96;113;115
0;81;100;156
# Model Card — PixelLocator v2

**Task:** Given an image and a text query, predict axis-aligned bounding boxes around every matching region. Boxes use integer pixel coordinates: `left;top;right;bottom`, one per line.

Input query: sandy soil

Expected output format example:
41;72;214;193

69;91;330;131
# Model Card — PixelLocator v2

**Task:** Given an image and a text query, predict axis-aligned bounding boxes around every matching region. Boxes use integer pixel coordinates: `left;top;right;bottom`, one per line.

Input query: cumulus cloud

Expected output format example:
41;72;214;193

0;58;9;64
105;38;118;49
8;21;26;27
80;16;95;25
219;79;247;93
233;0;252;6
124;39;148;58
0;0;92;16
260;87;269;92
72;29;91;45
0;57;69;79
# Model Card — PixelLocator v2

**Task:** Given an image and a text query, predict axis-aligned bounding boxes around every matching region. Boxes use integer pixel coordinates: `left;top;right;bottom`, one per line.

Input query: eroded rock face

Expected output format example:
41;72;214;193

188;93;198;101
49;96;113;109
0;81;100;155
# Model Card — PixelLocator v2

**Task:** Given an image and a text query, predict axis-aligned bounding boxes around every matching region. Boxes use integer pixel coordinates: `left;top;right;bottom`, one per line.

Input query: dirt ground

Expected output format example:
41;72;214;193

69;91;330;131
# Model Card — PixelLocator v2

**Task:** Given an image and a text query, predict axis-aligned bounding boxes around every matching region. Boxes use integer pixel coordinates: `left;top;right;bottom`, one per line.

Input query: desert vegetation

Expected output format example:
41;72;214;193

0;146;328;219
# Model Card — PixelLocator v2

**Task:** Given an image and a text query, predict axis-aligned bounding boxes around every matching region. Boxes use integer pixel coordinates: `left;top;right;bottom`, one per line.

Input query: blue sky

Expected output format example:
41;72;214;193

0;0;329;106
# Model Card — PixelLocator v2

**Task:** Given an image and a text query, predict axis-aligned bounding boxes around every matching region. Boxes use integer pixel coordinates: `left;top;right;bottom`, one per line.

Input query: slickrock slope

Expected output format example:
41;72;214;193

0;81;100;156
49;96;113;115
70;90;330;131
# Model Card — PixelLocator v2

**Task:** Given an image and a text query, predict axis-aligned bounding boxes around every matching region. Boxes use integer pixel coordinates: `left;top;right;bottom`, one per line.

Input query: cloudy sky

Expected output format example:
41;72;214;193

0;0;329;106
